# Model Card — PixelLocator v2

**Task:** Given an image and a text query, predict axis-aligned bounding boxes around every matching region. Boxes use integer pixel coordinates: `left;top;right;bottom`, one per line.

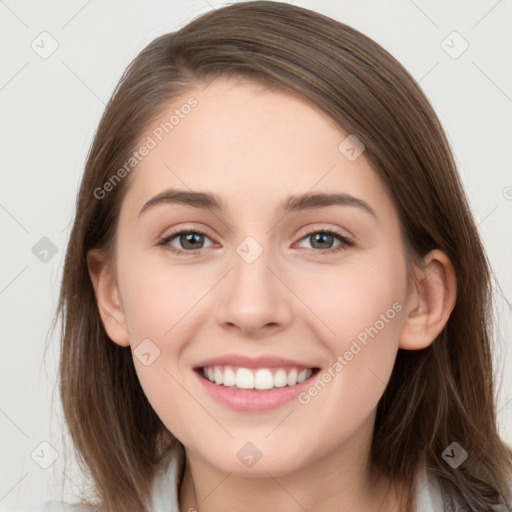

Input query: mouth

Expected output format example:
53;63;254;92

192;354;322;411
194;365;321;392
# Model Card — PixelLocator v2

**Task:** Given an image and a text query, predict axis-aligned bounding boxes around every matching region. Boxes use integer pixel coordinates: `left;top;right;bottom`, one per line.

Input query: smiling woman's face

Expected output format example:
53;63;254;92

93;77;416;477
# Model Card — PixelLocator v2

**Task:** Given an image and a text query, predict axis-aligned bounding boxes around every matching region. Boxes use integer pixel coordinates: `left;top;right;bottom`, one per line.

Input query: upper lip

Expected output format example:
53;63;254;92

194;354;317;370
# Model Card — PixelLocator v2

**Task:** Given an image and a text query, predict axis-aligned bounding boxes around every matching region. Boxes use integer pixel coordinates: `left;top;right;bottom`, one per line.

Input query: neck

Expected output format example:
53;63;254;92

177;432;412;512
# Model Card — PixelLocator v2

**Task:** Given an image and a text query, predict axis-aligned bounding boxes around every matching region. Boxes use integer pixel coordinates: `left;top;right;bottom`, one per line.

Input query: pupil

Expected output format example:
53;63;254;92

312;233;332;249
182;233;203;249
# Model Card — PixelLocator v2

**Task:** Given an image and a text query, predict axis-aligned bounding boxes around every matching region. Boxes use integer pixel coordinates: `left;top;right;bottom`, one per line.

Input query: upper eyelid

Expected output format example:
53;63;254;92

296;224;353;240
160;226;214;244
161;221;353;237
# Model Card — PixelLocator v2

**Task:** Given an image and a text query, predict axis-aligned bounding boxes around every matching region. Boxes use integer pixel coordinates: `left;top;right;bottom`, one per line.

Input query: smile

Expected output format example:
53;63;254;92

193;354;321;411
199;365;317;391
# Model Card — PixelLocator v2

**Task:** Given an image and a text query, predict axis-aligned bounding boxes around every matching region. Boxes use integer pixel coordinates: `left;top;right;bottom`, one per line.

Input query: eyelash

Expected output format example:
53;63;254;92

158;228;354;257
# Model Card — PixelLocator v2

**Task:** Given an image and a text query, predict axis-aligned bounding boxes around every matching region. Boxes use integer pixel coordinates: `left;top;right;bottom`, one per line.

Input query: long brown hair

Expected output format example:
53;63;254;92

55;2;512;510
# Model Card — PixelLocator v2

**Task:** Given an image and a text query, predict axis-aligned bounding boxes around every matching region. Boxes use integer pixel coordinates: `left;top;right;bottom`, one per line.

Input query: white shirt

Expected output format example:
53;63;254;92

7;445;512;511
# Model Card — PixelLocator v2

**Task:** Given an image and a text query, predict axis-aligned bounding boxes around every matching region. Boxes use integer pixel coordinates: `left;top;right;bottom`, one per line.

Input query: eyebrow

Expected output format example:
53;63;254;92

138;188;377;219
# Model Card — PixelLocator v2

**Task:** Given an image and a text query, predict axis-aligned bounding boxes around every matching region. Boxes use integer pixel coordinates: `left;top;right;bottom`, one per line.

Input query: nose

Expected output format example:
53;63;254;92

214;240;293;338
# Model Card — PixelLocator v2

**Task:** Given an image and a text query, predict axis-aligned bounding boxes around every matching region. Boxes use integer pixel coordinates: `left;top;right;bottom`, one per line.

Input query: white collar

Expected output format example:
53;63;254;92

149;444;184;511
412;463;446;511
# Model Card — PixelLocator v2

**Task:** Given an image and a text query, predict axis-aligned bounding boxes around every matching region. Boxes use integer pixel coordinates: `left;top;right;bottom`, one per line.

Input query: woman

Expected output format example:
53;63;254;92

29;2;512;511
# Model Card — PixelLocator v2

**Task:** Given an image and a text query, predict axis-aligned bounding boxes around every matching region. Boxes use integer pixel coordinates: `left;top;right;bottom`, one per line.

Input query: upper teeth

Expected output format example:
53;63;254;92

202;366;313;390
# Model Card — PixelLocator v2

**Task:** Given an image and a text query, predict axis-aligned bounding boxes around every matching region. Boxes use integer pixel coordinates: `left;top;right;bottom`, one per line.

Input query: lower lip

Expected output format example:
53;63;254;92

194;369;318;412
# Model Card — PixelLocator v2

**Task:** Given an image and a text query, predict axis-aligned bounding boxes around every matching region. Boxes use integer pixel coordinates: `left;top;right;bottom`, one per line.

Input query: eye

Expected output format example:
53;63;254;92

159;229;214;256
158;227;354;256
295;228;354;254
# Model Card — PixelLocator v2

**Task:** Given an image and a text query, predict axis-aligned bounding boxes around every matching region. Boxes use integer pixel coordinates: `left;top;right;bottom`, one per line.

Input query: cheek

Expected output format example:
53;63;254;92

297;255;406;350
266;255;406;462
292;253;407;408
116;252;205;440
117;250;196;342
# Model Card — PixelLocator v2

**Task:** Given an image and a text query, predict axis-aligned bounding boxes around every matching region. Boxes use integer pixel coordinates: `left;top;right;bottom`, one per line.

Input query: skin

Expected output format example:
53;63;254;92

88;77;457;512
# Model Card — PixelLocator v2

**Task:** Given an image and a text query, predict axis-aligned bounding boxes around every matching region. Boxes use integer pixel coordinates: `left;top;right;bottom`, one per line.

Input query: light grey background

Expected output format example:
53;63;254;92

1;0;511;508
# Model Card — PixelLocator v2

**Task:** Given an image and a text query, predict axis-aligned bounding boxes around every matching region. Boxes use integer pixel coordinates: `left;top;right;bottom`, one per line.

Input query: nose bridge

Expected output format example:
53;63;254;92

230;232;278;303
215;232;292;335
239;237;271;280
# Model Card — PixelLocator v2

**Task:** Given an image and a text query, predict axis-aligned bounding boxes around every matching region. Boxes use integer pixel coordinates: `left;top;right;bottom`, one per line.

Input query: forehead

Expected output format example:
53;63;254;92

120;77;397;224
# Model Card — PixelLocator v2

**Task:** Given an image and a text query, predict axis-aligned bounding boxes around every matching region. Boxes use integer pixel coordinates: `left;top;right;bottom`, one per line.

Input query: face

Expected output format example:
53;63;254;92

108;77;412;476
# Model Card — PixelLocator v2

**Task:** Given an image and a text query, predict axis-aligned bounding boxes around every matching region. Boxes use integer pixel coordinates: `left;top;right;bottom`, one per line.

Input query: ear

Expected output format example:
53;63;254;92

87;249;130;347
399;249;457;350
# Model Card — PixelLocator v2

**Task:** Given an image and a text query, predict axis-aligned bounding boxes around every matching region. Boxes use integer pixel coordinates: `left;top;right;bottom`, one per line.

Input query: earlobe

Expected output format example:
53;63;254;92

399;249;457;350
87;249;131;347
